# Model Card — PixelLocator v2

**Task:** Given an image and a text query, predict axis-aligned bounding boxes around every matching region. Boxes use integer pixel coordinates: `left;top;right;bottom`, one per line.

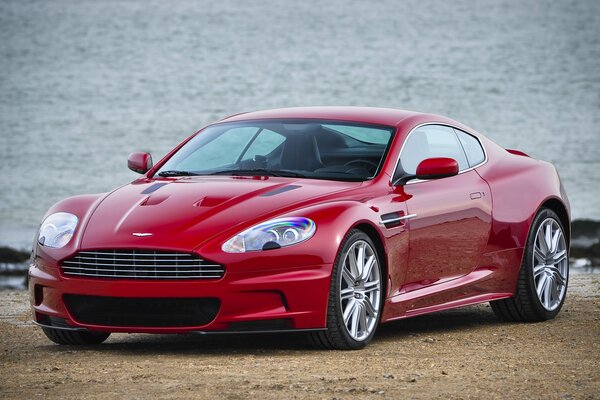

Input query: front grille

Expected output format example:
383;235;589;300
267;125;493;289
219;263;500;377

64;295;220;327
61;250;225;280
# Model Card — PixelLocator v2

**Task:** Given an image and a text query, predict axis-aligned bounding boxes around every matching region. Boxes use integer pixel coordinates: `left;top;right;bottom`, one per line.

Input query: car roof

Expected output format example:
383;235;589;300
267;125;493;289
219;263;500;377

218;107;425;127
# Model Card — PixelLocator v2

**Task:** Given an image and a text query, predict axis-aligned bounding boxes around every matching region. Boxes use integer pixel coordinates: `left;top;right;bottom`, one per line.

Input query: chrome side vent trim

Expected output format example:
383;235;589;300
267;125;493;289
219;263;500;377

379;213;417;228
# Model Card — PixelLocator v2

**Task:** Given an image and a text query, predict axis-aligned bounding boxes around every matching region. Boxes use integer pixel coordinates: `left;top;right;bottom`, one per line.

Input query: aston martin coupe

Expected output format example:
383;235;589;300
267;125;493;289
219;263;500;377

29;107;570;349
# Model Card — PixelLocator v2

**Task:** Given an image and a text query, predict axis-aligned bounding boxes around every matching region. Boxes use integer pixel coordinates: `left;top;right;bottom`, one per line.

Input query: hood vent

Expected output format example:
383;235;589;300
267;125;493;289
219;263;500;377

140;194;170;206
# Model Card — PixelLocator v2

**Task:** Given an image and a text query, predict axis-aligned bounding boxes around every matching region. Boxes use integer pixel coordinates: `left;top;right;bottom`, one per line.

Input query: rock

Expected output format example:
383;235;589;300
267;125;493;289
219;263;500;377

572;219;600;239
0;247;30;263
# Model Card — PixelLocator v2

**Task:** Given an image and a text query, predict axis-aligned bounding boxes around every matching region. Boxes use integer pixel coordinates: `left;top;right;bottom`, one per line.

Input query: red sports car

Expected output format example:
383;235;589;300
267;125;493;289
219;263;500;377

29;107;570;349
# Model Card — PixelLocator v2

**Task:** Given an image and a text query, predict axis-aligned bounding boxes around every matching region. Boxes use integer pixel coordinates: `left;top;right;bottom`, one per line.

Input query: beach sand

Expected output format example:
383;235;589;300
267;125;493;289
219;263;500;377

0;275;598;399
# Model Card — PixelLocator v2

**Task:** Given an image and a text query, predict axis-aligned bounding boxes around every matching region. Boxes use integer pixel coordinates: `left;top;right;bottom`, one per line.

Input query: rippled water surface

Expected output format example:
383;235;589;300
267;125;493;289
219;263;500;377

1;0;599;248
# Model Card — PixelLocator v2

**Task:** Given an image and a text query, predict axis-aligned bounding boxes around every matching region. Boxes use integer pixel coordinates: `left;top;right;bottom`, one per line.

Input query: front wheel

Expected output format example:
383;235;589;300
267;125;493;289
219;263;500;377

42;327;110;345
491;208;569;321
308;230;383;350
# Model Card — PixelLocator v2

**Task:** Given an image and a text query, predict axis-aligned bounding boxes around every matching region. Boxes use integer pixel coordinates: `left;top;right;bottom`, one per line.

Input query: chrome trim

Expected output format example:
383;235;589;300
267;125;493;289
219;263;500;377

77;251;192;257
62;260;221;268
62;266;224;274
390;122;489;185
61;250;225;280
71;256;212;263
62;271;221;279
379;213;417;226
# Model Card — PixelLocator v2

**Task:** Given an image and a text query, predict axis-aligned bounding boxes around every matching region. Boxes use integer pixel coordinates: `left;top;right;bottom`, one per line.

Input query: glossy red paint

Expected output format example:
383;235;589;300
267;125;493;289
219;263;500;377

415;157;459;179
29;107;570;338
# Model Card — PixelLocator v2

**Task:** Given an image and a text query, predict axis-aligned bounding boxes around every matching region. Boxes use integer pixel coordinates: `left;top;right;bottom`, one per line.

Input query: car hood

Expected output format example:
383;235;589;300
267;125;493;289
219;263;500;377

80;176;362;251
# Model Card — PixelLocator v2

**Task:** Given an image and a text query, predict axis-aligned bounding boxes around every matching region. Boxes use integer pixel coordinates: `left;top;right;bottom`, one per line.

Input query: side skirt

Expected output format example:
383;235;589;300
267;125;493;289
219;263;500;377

382;267;513;323
388;292;512;322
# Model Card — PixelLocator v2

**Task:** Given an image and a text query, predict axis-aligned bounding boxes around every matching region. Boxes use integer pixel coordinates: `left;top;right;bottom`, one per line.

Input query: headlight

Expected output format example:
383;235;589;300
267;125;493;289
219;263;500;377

222;217;316;253
38;212;78;248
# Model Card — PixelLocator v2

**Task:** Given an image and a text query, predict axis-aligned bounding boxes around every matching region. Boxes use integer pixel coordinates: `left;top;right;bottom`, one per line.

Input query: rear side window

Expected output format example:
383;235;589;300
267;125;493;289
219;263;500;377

454;129;485;167
399;125;469;175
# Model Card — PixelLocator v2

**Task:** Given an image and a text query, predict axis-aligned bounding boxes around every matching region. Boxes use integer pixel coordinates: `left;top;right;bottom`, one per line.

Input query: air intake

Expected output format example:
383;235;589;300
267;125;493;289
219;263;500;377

61;250;225;280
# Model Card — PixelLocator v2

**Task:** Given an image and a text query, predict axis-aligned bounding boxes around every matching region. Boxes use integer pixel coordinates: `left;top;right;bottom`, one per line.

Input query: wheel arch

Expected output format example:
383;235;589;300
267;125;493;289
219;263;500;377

538;197;571;246
352;222;388;297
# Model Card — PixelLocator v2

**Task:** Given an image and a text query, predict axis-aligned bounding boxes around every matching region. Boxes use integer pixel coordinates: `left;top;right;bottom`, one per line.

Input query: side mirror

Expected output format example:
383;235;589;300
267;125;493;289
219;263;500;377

416;157;459;180
127;152;153;174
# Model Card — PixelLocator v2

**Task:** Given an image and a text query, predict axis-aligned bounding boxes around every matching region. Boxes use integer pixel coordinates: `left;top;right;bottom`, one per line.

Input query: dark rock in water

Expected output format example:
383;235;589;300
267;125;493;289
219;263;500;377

571;242;600;259
0;247;30;263
571;219;600;239
567;220;600;269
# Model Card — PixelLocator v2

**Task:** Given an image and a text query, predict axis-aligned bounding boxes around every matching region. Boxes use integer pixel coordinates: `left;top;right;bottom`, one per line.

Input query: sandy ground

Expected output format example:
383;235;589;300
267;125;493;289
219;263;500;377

0;276;598;400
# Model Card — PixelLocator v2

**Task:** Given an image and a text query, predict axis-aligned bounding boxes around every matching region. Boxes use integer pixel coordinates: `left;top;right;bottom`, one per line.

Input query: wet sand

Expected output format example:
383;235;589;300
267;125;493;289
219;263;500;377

0;275;598;399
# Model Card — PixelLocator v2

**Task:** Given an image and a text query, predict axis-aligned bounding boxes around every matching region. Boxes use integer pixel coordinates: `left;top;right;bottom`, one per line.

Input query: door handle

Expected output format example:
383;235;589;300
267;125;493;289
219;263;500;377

470;192;482;200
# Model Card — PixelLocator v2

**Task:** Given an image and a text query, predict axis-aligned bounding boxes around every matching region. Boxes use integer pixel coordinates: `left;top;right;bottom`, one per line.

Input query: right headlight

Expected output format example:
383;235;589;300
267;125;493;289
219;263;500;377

38;212;78;249
222;217;316;253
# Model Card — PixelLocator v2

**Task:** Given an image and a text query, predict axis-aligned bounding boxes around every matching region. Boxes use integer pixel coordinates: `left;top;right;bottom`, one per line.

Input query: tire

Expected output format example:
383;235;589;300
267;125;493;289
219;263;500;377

42;327;110;345
308;229;383;350
491;208;569;322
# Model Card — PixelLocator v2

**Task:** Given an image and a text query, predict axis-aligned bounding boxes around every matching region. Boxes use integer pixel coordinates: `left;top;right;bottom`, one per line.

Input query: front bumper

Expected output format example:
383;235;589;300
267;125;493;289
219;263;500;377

29;254;332;334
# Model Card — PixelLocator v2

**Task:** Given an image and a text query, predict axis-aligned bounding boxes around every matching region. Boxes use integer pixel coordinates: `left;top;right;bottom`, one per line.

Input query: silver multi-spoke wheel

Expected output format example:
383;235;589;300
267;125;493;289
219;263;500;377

533;218;568;311
339;240;381;341
490;208;569;322
308;230;383;349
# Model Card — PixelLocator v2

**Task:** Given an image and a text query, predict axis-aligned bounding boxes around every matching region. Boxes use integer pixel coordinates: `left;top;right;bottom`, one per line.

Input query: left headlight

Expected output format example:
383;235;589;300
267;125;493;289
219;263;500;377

222;217;316;253
38;212;78;249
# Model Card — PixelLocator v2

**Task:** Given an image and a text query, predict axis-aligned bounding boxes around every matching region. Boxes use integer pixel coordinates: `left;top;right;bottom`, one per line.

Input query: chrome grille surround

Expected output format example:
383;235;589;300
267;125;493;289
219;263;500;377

61;250;225;280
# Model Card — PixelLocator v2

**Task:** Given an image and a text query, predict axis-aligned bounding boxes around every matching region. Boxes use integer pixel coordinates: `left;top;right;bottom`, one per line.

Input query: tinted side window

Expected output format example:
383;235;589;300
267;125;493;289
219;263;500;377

454;129;485;167
399;125;469;175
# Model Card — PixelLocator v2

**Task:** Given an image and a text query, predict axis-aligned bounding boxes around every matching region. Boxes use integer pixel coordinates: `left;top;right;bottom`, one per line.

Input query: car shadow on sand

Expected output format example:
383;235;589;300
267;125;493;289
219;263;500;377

40;305;505;355
375;304;502;341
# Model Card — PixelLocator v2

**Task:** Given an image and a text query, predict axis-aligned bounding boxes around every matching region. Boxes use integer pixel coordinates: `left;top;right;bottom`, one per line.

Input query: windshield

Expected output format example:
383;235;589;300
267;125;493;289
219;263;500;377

155;120;395;182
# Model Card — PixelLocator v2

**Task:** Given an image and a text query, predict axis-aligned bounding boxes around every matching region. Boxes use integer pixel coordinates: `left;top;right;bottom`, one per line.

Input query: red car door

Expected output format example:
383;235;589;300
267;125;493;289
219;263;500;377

393;124;492;288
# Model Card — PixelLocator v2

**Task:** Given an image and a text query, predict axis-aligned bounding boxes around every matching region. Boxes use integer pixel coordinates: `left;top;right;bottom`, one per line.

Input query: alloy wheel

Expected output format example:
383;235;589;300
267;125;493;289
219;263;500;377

339;240;381;341
532;218;568;311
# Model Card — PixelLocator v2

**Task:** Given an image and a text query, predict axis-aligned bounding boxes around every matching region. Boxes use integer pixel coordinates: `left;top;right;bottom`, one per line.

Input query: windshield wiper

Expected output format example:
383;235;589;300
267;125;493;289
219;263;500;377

157;170;199;177
208;168;306;178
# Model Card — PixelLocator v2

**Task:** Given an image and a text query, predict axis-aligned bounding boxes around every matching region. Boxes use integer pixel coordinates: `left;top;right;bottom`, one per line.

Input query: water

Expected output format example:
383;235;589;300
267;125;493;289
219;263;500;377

1;0;599;248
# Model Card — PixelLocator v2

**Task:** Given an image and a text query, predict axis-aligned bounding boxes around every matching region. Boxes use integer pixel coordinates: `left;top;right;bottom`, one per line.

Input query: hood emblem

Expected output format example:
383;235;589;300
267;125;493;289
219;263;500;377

132;233;153;237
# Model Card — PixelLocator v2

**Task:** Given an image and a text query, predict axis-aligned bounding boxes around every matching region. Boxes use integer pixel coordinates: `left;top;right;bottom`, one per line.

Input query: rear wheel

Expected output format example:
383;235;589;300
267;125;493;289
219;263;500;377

491;208;569;321
308;230;383;350
42;327;110;345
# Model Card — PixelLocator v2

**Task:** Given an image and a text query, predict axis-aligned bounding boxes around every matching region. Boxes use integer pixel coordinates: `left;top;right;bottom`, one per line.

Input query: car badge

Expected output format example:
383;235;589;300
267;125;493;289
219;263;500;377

132;233;153;237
